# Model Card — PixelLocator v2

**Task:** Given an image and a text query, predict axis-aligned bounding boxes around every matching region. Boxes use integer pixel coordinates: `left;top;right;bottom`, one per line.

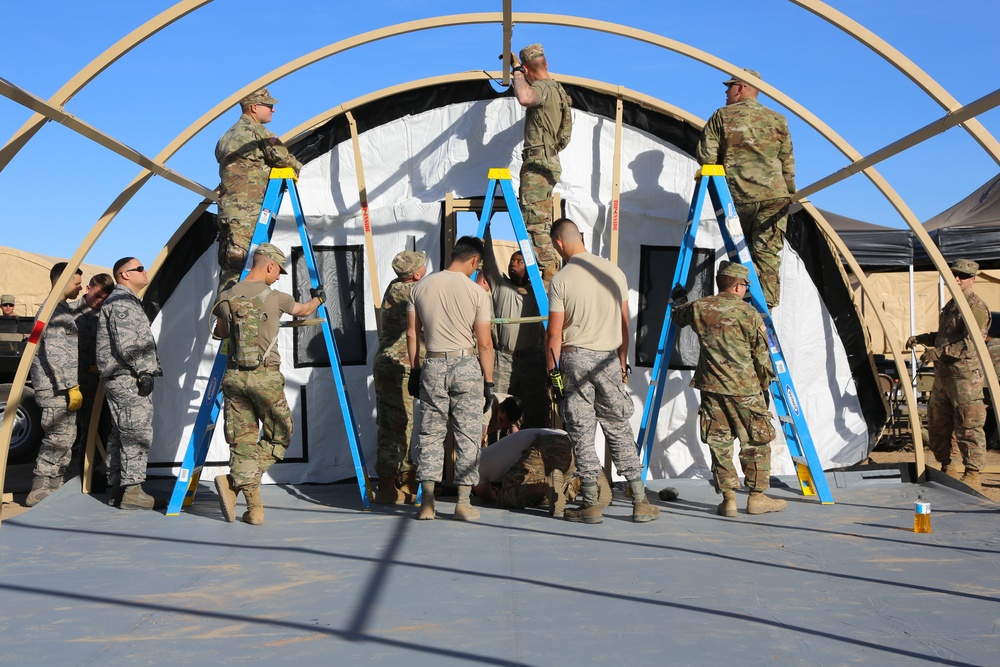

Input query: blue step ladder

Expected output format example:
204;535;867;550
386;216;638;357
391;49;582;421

414;167;549;506
167;167;374;515
636;164;833;504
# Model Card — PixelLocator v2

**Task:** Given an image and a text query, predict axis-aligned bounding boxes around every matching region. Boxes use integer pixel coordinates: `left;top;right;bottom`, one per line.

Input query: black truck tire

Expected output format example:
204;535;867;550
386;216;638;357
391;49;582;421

0;383;43;464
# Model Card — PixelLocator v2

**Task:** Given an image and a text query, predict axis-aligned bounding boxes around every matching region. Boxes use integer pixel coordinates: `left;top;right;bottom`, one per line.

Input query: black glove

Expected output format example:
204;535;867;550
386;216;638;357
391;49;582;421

483;381;496;413
670;284;688;306
137;372;155;397
407;368;421;397
310;284;327;303
548;369;565;401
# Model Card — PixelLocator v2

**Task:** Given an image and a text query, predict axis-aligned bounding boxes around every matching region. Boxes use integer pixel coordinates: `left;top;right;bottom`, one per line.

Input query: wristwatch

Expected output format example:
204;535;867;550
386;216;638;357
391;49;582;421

512;65;525;74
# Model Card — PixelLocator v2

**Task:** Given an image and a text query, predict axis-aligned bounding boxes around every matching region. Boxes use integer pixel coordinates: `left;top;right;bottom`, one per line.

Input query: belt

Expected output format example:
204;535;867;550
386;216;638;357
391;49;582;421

561;345;581;355
522;146;555;160
498;346;539;359
426;348;475;359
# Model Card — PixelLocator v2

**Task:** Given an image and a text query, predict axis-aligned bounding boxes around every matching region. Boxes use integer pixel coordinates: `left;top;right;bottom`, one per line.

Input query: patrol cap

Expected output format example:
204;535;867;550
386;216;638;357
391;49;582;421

717;261;750;280
391;250;426;279
254;242;288;274
1;294;14;306
723;68;762;86
519;43;544;62
951;258;979;277
240;87;278;107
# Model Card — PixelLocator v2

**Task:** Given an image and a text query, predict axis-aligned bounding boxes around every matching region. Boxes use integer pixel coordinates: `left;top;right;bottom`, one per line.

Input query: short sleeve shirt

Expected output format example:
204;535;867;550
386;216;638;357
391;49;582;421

408;270;492;353
548;252;628;351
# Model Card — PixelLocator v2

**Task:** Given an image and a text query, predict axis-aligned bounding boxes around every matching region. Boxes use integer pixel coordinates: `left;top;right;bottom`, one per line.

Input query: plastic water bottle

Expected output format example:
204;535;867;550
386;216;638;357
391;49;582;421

914;494;932;533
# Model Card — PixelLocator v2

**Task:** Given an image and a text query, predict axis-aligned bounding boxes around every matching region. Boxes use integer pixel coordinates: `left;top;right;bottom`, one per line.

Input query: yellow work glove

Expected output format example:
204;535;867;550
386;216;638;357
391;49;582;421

67;385;83;412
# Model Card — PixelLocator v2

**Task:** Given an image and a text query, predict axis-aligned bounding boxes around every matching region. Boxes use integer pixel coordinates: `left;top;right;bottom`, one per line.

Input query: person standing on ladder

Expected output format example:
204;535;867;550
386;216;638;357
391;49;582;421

212;243;325;525
696;69;795;309
672;261;786;517
510;43;573;285
372;250;426;505
906;258;991;491
215;87;303;293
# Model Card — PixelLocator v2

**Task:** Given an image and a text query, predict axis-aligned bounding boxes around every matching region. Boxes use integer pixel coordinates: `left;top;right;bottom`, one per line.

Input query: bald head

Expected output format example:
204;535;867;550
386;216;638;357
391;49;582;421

551;218;585;260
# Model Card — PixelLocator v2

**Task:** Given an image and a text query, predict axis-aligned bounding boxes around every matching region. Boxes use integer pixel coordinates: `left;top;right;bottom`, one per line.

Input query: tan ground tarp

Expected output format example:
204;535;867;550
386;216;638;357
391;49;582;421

0;246;113;317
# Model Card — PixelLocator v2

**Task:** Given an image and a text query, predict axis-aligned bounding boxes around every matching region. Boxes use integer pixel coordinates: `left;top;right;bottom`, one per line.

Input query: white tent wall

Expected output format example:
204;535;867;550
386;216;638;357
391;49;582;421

148;88;871;484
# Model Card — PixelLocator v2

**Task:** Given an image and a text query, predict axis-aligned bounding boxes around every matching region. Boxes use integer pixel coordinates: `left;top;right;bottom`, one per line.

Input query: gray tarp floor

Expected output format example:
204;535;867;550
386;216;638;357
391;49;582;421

1;469;998;666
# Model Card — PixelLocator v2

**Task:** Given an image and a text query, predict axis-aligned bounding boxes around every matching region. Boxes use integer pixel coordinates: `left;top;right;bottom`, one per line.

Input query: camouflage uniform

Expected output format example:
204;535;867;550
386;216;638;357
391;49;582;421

674;290;777;493
216;112;303;292
519;78;572;279
913;289;991;473
97;284;160;487
416;355;484;485
496;431;574;509
373;278;420;479
29;300;80;479
214;282;295;489
696;97;795;308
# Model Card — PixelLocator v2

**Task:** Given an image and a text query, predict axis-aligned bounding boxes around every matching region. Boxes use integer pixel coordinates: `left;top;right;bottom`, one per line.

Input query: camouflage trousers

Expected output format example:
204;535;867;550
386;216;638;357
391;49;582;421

494;347;549;428
927;368;986;472
561;348;643;484
519;157;562;279
217;215;256;293
699;391;776;493
222;366;293;489
104;374;153;487
33;388;77;479
735;198;789;308
496;433;575;508
373;358;416;479
416;355;483;486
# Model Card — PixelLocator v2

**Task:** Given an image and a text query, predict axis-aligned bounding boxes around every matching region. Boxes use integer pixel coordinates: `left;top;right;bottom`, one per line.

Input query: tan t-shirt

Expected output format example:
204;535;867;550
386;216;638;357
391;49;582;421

408;270;492;353
548;252;628;351
214;280;296;366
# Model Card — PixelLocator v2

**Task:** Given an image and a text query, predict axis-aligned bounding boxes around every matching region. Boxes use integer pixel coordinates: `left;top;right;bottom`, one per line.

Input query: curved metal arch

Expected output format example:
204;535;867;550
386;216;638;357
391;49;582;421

0;0;213;173
791;0;1000;166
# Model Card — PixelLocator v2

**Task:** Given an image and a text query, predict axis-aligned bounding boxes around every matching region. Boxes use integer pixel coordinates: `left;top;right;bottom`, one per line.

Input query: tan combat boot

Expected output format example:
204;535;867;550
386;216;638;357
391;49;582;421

373;477;405;505
453;484;480;521
565;482;603;524
596;474;613;509
960;471;983;492
417;481;436;520
119;484;156;511
397;470;419;504
627;480;661;523
214;474;238;522
242;487;264;525
717;490;737;518
549;469;572;518
940;462;962;480
747;491;787;515
25;476;55;507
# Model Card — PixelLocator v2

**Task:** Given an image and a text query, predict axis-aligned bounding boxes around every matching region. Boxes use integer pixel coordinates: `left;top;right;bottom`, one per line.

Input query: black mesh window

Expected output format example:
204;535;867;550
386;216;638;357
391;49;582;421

290;245;367;367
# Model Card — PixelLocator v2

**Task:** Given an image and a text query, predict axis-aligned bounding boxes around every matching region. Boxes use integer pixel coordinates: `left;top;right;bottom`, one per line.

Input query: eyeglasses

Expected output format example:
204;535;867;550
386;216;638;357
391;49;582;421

256;103;274;110
741;280;752;287
118;265;145;276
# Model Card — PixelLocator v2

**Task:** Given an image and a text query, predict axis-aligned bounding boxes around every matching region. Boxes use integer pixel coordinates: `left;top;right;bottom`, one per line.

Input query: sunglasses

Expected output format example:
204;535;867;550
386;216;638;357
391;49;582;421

118;265;145;276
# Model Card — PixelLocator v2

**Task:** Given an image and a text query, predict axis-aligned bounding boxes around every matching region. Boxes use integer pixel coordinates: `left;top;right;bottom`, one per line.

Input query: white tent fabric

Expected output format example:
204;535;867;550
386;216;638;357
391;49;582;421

150;95;870;483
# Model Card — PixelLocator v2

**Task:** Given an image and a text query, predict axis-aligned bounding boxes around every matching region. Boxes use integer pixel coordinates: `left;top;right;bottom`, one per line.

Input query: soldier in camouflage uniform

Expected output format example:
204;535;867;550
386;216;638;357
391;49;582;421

906;259;992;490
216;87;303;293
71;273;114;475
546;218;659;524
1;294;14;317
673;261;785;517
97;258;162;510
473;428;573;507
25;263;84;506
511;43;573;284
213;243;324;525
696;69;795;309
407;236;494;521
482;232;549;427
373;250;426;504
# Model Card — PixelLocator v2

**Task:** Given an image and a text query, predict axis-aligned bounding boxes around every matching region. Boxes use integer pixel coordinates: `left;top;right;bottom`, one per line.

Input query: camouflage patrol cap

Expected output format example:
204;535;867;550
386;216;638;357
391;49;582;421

519;43;544;62
0;294;14;306
240;87;278;107
254;242;288;274
723;68;762;86
717;261;750;280
951;258;979;277
392;250;426;279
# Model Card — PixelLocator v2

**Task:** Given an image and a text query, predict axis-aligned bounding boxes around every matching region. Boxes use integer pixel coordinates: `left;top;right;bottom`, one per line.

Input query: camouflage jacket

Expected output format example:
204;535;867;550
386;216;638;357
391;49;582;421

696;98;795;203
29;299;79;393
97;284;160;380
216;114;304;223
374;279;419;369
916;290;991;375
674;292;774;396
524;79;572;157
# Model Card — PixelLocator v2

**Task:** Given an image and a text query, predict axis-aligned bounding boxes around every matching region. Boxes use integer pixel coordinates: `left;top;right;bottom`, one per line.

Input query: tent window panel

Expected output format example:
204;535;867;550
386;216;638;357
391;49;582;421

290;245;367;367
636;246;714;369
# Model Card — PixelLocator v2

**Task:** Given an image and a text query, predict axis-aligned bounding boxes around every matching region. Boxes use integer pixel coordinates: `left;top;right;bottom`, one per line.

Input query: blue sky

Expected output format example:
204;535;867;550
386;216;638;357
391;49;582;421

1;0;998;269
